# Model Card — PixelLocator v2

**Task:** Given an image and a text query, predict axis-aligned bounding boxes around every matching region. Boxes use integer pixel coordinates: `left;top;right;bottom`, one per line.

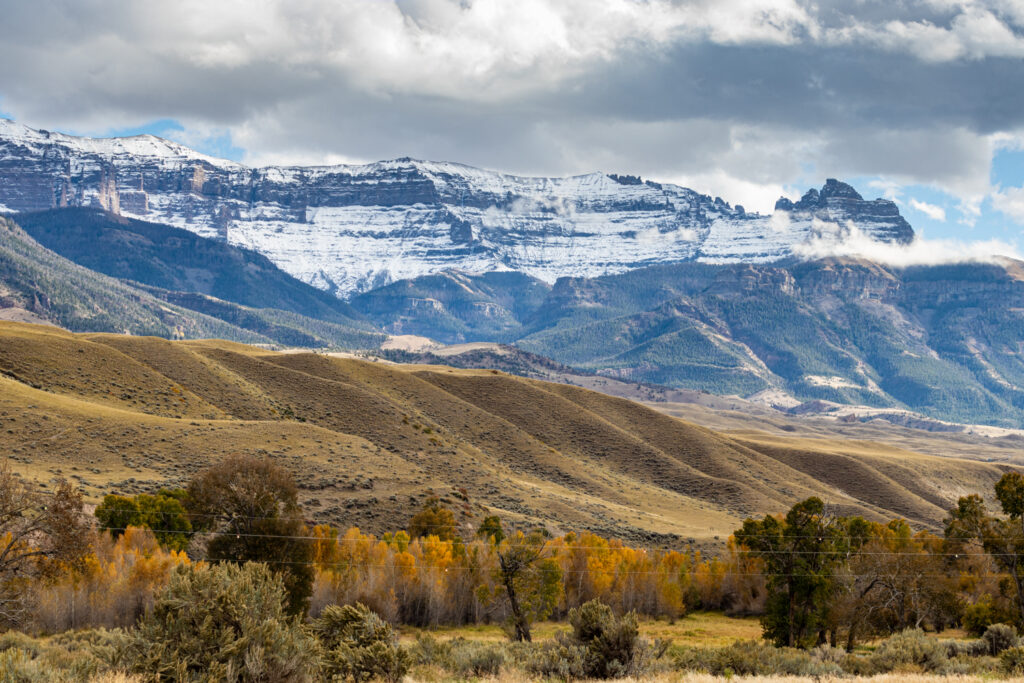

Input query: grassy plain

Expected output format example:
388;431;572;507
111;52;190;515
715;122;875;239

399;612;764;647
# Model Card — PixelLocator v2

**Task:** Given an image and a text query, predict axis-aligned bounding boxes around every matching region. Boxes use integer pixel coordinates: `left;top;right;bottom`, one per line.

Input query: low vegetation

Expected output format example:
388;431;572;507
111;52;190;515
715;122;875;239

3;450;1024;680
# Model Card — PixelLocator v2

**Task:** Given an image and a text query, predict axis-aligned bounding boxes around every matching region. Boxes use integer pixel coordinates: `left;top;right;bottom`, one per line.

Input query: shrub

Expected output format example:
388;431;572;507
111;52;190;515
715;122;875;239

311;603;409;683
1002;646;1024;675
114;562;319;682
962;594;1012;636
673;640;841;677
868;628;948;673
0;649;50;683
525;600;667;679
938;654;1000;676
944;638;990;658
408;634;452;667
448;640;507;678
0;632;110;683
0;630;40;656
983;622;1019;655
523;642;589;680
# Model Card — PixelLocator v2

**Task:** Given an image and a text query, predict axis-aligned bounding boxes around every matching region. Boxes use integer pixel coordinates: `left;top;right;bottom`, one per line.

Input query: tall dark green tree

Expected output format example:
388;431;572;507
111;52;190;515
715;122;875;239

734;497;852;648
186;455;314;616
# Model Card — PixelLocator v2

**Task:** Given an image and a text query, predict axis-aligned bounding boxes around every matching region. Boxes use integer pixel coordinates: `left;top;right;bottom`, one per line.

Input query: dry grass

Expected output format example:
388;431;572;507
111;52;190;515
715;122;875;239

399;612;763;647
609;676;1024;683
0;320;1013;541
406;671;1024;682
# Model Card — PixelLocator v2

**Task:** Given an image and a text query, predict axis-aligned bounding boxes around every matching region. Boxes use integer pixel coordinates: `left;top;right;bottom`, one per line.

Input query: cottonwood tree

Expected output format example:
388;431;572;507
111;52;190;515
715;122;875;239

734;497;860;648
832;521;958;649
186;454;314;616
492;525;562;642
0;460;89;625
95;490;191;551
945;473;1024;628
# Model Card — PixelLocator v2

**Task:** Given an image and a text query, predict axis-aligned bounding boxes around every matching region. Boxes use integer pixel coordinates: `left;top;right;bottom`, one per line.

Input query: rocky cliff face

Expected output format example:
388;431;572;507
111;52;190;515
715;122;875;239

0;119;914;295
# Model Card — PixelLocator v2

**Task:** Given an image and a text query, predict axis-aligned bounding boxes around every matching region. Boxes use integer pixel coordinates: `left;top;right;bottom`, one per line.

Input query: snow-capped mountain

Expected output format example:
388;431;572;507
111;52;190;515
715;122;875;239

0;119;913;295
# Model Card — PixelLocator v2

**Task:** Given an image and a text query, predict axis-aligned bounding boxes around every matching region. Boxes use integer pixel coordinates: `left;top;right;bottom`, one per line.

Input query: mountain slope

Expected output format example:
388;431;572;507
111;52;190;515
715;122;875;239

0;119;912;294
0;216;383;348
0;320;1011;543
14;208;368;326
352;259;1024;427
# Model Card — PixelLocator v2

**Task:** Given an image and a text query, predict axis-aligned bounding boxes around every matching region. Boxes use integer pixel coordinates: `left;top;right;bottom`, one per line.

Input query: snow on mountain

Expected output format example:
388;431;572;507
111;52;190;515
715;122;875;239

0;119;914;296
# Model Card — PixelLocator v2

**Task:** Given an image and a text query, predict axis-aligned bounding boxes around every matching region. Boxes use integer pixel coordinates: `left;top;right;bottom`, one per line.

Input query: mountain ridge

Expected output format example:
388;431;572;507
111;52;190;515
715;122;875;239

0;118;913;294
349;259;1024;428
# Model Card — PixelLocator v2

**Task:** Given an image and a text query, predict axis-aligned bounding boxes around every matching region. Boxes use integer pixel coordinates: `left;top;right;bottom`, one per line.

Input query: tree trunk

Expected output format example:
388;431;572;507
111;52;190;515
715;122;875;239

502;568;531;642
1011;556;1024;627
788;586;797;647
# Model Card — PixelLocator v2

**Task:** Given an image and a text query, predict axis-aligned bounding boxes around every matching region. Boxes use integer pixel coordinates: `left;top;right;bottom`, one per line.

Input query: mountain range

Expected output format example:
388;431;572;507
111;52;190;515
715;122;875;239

0;119;911;294
1;119;1023;429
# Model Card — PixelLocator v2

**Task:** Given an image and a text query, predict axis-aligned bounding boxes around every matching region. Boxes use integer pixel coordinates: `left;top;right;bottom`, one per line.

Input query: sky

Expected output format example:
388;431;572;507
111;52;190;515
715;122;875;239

1;0;1024;249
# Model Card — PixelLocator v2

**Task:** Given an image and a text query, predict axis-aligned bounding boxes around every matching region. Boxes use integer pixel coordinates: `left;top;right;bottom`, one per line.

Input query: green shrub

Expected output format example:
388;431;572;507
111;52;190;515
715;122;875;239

983;622;1019;655
1002;646;1024;675
0;631;40;656
534;599;665;679
938;654;1000;676
408;634;452;667
672;640;841;677
448;640;507;678
944;638;990;658
311;603;409;683
523;642;589;680
867;628;948;673
0;648;49;683
114;562;319;682
962;595;1012;636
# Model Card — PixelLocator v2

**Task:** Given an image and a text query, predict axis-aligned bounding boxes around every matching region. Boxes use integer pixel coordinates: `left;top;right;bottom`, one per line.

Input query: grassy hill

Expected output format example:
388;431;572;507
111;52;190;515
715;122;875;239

0;320;1011;544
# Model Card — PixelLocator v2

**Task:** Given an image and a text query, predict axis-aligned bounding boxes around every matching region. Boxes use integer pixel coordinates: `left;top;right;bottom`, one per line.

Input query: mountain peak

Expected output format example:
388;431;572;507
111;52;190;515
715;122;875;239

820;178;863;200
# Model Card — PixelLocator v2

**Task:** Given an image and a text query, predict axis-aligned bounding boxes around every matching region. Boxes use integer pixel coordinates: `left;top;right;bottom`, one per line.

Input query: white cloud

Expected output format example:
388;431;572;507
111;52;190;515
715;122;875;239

909;198;947;221
794;222;1021;266
0;0;1022;232
824;4;1024;62
992;185;1024;224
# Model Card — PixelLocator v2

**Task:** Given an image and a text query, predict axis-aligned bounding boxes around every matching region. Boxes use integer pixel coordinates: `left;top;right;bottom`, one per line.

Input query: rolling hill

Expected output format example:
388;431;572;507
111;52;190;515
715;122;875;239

0;320;1013;545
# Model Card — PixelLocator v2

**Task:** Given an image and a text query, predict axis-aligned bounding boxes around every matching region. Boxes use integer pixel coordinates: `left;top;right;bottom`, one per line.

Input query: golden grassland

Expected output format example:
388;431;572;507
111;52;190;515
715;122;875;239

0;320;1016;543
411;676;1024;682
399;612;765;648
65;672;1024;682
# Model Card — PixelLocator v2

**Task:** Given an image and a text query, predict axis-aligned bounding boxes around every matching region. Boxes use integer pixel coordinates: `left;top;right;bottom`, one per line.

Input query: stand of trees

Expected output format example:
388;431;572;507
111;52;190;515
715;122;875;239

7;452;1024;655
733;472;1024;650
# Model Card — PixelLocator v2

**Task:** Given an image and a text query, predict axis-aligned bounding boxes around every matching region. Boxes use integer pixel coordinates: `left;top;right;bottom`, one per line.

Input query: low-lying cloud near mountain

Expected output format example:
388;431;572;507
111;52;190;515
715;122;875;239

795;222;1022;267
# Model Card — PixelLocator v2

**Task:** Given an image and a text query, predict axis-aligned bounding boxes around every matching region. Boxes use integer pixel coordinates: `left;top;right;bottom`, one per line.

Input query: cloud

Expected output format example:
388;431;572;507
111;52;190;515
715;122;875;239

794;222;1021;266
909;198;947;221
992;185;1024;224
0;0;1022;221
